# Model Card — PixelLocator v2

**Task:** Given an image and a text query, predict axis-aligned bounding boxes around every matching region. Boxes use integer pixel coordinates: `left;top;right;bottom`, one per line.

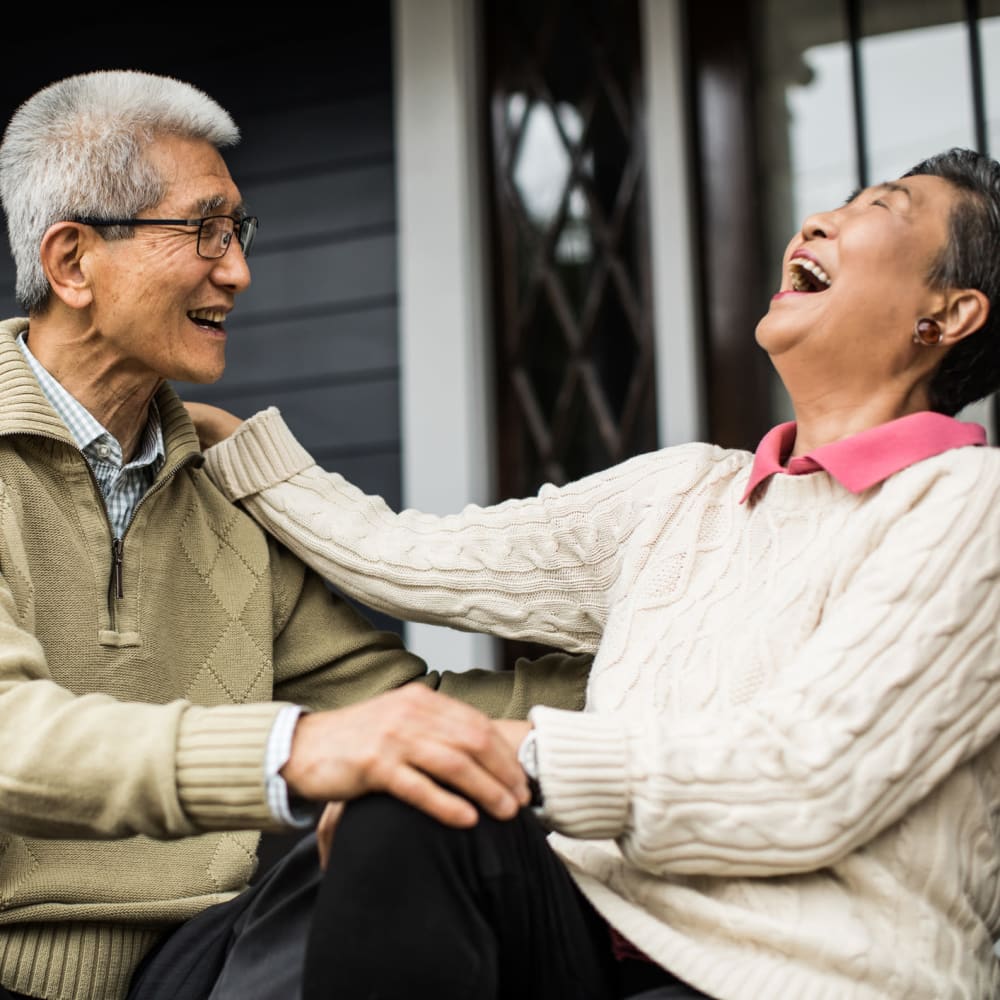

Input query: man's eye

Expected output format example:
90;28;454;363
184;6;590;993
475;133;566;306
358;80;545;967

872;198;888;209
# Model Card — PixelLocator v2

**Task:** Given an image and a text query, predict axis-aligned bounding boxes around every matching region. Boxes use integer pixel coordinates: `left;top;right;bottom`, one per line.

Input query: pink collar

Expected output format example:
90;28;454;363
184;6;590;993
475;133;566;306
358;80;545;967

740;411;987;504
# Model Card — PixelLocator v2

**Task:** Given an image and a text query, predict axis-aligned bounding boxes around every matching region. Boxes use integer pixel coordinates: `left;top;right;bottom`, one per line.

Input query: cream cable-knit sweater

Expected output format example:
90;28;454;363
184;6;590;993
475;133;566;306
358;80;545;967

205;406;1000;1000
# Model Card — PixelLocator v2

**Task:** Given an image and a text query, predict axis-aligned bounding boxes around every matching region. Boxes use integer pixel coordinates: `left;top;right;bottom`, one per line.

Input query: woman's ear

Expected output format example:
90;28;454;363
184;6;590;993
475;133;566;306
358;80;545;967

939;287;990;347
39;222;95;309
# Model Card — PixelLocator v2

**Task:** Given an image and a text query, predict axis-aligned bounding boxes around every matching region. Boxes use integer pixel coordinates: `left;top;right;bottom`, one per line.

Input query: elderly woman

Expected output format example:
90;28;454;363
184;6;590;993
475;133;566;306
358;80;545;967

191;147;1000;999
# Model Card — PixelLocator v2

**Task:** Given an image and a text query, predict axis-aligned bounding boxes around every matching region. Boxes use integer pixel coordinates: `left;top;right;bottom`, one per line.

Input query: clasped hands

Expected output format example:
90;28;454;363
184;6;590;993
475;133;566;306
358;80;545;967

279;684;533;869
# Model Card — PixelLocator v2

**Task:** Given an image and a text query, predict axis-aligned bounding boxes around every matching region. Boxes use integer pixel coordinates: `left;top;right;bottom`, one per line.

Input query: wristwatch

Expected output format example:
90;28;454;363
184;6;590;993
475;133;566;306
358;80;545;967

517;728;544;808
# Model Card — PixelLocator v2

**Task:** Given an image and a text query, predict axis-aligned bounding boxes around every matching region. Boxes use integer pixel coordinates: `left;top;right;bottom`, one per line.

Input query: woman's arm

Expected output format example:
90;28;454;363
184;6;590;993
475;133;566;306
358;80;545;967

200;407;691;653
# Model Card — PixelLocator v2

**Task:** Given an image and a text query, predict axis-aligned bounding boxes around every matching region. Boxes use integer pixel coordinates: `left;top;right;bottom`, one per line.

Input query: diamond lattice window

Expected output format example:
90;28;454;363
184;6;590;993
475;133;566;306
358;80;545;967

485;0;657;500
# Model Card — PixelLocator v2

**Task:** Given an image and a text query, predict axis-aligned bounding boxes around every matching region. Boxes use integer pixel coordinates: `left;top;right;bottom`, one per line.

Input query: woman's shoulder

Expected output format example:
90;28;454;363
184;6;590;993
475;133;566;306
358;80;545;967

908;441;1000;481
880;442;1000;519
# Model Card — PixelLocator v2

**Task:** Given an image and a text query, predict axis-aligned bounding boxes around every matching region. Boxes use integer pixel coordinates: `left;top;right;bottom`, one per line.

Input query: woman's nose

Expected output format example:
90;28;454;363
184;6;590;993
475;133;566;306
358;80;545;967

799;208;838;242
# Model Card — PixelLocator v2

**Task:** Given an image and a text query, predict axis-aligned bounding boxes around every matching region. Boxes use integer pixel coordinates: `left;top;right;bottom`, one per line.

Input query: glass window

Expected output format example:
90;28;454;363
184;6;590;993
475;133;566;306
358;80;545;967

982;4;1000;154
859;0;975;181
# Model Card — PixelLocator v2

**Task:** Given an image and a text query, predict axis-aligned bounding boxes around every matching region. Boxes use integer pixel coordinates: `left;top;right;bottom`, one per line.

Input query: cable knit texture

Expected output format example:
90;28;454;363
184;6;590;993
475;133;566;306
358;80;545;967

0;322;588;1000
204;405;1000;999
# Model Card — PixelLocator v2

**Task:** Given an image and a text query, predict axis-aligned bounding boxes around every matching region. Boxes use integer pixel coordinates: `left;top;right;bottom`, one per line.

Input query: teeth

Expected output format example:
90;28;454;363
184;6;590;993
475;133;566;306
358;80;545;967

789;258;831;292
188;309;227;323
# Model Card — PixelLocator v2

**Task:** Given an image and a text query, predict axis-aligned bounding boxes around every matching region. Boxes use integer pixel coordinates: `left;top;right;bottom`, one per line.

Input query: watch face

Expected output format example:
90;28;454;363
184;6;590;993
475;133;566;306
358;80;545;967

518;731;539;778
518;732;544;809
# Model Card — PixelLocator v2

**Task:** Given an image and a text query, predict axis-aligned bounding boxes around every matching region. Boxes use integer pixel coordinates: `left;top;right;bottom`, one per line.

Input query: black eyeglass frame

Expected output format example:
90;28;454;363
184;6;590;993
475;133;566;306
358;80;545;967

70;214;258;259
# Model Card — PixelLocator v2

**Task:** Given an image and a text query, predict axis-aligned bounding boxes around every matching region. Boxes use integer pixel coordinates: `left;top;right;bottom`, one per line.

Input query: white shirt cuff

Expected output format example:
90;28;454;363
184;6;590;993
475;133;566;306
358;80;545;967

265;704;317;828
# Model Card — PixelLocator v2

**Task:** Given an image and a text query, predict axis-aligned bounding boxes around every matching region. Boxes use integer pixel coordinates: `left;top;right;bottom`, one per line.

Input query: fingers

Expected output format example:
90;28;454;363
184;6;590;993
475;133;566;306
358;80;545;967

380;734;525;825
181;401;244;448
282;686;531;826
316;801;344;871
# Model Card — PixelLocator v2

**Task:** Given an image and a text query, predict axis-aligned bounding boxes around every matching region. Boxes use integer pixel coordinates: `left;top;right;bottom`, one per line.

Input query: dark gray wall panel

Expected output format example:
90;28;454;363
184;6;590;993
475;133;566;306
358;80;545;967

240;164;396;245
236;235;397;319
213;307;398;387
231;96;395;177
182;377;400;473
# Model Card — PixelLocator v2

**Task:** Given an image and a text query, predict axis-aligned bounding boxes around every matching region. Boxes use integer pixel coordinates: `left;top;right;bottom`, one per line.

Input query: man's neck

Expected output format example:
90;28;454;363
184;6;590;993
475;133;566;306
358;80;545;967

25;319;161;461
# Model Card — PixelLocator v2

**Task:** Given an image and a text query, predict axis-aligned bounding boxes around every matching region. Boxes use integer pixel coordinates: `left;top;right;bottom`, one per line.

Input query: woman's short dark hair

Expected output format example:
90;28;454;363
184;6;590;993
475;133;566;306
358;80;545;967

903;147;1000;415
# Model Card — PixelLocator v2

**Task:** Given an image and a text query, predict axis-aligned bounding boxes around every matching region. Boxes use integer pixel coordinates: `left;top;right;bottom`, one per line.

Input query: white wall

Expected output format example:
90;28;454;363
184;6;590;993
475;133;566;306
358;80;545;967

393;0;498;671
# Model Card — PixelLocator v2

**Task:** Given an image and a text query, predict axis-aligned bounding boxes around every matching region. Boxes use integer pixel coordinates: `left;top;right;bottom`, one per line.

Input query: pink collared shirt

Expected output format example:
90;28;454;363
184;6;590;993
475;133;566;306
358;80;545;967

740;411;987;504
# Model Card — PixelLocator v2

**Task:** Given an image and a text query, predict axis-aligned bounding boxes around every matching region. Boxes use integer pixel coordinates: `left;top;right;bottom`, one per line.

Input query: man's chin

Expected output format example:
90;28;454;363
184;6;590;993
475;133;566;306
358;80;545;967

172;365;226;387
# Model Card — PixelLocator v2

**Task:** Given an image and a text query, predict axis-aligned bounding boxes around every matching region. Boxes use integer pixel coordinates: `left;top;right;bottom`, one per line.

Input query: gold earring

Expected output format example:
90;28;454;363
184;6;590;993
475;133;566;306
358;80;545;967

912;318;943;346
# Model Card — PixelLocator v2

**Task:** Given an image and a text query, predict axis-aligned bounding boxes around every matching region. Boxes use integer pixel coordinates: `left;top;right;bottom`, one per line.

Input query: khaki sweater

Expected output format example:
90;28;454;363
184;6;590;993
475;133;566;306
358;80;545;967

205;405;1000;1000
0;320;589;1000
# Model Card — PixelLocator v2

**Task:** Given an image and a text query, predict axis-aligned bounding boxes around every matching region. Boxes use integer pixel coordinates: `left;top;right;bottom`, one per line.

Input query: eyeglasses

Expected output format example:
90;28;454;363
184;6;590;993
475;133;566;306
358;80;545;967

71;214;259;259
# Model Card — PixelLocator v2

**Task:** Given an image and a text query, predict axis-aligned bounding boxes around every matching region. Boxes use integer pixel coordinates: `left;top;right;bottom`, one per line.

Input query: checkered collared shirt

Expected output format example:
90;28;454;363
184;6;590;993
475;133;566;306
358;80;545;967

16;333;164;540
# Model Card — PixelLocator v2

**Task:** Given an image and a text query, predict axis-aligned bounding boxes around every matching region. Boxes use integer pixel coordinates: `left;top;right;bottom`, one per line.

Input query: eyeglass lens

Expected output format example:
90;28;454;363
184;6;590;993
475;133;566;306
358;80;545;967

198;216;257;259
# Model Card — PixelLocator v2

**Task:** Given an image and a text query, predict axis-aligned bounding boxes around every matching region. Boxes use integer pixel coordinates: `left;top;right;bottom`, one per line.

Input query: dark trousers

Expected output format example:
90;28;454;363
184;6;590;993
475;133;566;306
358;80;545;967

302;793;712;1000
0;799;712;1000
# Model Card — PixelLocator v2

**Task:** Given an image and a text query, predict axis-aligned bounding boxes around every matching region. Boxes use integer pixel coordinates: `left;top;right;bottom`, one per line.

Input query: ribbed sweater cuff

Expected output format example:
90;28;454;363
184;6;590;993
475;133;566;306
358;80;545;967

528;706;629;839
0;922;161;1000
203;406;314;501
177;703;293;832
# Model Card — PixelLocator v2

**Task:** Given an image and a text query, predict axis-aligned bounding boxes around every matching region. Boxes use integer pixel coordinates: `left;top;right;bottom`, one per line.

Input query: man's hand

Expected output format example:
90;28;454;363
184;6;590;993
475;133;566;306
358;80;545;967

282;684;531;831
316;801;344;871
183;401;244;450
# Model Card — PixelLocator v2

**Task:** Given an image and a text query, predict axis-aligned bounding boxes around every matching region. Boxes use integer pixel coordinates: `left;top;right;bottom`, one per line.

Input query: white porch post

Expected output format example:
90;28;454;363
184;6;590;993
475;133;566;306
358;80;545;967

641;0;706;445
392;0;499;671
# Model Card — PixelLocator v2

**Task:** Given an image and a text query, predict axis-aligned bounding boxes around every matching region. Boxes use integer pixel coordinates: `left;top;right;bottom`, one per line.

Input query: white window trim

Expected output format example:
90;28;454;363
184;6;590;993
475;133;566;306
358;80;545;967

641;0;706;446
393;0;498;671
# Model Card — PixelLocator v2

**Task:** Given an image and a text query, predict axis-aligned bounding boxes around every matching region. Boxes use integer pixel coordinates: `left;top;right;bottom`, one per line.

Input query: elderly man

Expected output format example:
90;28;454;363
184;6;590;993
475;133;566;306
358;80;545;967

0;69;589;1000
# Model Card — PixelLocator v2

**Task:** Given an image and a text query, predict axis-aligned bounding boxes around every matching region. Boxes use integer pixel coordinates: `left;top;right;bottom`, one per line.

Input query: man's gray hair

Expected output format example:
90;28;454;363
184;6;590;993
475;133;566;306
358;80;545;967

0;70;240;313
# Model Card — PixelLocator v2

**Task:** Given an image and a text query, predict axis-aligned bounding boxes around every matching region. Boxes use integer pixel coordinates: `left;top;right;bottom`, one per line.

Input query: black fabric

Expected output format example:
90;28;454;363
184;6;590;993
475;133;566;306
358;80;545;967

302;793;713;1000
1;800;714;1000
126;831;324;1000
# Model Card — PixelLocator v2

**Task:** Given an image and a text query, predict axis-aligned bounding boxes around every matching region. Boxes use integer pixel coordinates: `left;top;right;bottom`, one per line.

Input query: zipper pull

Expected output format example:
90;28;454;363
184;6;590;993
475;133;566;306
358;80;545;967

111;537;124;599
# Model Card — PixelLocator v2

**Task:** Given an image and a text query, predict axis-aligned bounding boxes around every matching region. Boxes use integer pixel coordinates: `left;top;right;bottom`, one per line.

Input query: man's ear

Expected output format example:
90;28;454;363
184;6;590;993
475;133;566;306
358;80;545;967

39;222;95;309
939;287;990;347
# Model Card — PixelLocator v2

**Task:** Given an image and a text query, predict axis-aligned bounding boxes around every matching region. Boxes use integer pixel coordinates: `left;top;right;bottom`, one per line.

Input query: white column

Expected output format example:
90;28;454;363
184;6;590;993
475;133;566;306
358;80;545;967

392;0;499;671
641;0;706;446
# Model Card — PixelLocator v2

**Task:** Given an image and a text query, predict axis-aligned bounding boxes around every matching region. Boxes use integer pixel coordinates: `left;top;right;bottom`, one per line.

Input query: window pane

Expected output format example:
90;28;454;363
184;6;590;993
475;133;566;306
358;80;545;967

756;2;857;297
981;7;1000;155
859;0;975;180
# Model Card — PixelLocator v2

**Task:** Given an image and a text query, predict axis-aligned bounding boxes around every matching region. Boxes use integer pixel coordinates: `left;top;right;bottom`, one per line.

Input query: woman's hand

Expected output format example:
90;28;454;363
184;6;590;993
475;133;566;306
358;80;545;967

183;401;245;450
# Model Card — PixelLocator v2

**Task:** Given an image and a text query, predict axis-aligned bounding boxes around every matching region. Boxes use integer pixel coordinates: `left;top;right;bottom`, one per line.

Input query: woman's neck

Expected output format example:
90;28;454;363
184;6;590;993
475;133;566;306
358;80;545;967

787;392;931;458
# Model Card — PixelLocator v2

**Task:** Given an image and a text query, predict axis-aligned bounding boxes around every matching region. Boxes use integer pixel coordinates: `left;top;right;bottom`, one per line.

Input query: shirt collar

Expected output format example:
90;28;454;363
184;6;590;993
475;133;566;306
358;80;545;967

740;411;987;503
16;331;165;468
